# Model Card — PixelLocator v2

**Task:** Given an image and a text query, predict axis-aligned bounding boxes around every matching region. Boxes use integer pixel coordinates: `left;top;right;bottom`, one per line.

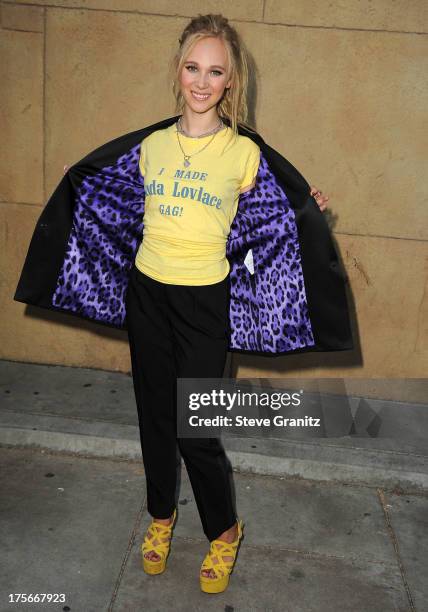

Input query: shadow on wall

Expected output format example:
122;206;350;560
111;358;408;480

16;45;362;374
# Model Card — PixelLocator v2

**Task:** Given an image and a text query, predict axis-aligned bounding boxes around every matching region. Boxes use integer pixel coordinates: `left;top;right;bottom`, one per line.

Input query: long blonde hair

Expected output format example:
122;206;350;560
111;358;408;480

170;13;257;136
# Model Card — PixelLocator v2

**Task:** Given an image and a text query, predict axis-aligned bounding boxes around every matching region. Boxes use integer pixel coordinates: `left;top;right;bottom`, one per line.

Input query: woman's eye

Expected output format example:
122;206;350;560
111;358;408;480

185;65;223;76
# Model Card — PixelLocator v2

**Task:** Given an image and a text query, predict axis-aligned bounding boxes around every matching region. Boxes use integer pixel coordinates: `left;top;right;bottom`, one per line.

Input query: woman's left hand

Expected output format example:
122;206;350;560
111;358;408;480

310;185;329;212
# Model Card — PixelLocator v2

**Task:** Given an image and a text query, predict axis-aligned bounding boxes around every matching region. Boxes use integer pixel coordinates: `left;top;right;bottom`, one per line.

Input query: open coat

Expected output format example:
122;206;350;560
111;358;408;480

14;114;354;357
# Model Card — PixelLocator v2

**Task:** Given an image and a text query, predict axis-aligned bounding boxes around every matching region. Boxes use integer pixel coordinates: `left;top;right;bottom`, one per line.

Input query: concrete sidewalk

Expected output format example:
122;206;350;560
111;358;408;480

1;360;427;490
0;446;424;611
0;360;426;611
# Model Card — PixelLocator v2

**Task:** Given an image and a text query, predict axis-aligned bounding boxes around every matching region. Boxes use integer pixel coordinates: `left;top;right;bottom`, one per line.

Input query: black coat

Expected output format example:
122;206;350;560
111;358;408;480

14;115;354;357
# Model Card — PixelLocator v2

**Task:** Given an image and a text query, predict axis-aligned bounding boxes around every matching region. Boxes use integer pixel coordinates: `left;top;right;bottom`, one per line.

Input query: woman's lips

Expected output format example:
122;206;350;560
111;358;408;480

191;91;211;101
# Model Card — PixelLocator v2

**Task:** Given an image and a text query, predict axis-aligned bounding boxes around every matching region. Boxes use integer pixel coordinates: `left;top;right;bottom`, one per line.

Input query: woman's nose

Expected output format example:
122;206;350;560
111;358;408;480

196;73;209;89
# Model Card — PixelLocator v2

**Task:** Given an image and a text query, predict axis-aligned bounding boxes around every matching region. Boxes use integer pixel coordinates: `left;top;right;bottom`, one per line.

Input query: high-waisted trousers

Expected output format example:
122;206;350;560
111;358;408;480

125;263;237;542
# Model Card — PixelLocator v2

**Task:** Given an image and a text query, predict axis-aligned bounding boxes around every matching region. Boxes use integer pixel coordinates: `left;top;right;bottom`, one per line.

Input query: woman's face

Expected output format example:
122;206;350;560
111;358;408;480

179;37;232;114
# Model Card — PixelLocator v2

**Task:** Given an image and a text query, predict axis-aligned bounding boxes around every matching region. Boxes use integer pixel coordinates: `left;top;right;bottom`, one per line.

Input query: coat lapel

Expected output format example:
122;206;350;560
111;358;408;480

14;115;353;355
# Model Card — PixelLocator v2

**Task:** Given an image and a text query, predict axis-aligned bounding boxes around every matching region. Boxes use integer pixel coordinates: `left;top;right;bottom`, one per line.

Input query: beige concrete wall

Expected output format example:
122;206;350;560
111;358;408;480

1;1;427;395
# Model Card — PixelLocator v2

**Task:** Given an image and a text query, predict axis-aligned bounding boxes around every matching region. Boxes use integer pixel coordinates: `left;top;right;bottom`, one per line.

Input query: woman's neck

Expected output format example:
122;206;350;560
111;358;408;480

179;109;222;137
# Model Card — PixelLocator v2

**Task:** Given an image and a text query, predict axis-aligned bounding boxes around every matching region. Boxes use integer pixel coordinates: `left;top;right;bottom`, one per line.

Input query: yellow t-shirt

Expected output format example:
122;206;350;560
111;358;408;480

134;122;260;285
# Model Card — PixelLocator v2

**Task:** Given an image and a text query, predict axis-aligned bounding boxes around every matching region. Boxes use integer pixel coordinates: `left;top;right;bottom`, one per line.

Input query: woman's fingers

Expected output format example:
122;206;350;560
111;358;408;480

63;164;69;175
310;185;329;211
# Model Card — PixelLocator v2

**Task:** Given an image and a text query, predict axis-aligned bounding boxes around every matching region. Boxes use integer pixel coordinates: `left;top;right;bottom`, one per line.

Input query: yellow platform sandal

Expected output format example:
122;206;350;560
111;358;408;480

141;508;177;575
200;519;244;594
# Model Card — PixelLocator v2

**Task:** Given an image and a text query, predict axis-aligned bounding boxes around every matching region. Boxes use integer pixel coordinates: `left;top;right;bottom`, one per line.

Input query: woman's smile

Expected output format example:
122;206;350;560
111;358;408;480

191;91;211;101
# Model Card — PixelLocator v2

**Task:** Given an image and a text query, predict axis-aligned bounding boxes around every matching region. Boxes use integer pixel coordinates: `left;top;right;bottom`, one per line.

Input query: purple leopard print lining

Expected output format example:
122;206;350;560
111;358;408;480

227;154;314;352
52;145;314;353
52;144;145;325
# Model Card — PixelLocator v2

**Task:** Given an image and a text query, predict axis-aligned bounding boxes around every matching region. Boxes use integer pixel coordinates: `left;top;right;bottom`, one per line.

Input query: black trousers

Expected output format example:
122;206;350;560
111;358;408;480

125;263;237;542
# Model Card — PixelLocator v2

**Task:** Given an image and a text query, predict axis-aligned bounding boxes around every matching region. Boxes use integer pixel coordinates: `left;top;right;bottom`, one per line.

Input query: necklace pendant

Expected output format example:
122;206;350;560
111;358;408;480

183;156;191;167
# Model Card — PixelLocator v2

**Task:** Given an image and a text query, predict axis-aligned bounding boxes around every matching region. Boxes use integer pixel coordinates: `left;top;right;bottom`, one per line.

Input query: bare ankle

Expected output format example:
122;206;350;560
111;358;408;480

216;522;238;543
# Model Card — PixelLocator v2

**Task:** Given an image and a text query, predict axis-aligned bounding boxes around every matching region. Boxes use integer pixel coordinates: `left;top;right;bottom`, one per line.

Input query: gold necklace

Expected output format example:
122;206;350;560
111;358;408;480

175;118;224;167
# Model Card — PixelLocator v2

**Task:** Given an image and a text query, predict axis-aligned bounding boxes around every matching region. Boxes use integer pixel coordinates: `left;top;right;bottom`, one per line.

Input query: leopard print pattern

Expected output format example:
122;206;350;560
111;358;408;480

52;144;314;354
52;143;145;325
226;153;314;352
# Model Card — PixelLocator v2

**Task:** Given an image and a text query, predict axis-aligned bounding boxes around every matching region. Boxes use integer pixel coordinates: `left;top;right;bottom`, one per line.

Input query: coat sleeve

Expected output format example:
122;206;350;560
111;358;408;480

13;127;151;330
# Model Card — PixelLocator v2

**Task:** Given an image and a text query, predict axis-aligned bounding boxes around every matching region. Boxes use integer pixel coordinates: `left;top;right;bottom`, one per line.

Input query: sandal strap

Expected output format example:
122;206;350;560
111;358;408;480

200;520;243;578
142;509;176;557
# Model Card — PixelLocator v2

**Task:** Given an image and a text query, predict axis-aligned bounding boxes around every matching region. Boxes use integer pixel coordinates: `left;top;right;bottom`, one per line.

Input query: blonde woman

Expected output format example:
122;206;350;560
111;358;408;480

124;14;330;594
16;13;350;597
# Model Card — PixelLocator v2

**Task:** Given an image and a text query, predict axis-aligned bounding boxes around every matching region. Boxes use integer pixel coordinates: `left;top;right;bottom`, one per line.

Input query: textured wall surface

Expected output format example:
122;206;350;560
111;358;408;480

1;1;427;387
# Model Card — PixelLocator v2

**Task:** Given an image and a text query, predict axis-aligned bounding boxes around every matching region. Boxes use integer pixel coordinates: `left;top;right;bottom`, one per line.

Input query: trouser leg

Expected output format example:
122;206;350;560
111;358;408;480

125;265;178;519
167;275;237;542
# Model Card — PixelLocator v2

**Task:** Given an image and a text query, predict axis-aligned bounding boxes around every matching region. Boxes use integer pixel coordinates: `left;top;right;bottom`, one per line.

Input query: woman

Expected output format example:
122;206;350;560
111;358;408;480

122;14;330;595
21;14;338;596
